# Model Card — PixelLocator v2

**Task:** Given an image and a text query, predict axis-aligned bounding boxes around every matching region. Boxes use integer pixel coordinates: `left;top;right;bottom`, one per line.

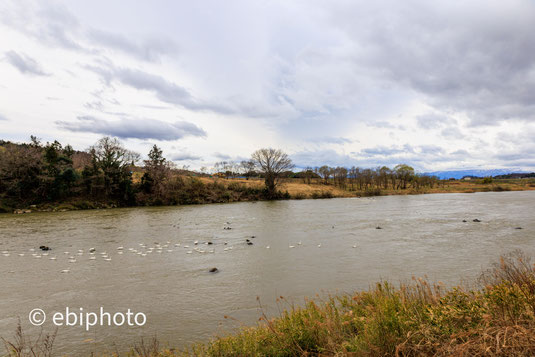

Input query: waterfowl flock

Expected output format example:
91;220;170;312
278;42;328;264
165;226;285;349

2;217;511;275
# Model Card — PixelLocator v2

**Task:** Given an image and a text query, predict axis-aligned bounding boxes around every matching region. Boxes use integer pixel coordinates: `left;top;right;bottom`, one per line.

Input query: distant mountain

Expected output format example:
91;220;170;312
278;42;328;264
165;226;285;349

425;169;526;180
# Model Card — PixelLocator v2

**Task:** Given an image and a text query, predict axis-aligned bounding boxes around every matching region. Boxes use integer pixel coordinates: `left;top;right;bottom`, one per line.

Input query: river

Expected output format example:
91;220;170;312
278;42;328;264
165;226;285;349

1;191;534;354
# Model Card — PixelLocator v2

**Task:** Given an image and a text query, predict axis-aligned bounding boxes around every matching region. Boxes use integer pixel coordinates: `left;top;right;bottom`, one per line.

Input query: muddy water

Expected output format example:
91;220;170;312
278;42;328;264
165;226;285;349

0;191;534;354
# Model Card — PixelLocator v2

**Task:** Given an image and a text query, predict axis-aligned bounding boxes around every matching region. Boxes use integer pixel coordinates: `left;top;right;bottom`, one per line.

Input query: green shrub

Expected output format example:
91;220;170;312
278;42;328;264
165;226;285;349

311;191;334;199
482;176;493;184
362;188;382;197
492;185;511;192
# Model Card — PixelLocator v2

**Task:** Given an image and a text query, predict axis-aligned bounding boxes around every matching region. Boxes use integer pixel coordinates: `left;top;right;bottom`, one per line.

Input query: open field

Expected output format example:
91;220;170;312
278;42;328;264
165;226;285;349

192;176;535;199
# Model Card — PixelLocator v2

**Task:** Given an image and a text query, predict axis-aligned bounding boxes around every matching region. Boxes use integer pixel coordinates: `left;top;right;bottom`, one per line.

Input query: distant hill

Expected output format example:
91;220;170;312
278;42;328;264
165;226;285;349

425;169;526;180
494;172;535;179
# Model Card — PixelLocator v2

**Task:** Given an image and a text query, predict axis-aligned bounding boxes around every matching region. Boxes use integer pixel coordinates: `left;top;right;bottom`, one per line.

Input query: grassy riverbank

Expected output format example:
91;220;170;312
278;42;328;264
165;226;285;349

156;251;535;356
3;177;535;214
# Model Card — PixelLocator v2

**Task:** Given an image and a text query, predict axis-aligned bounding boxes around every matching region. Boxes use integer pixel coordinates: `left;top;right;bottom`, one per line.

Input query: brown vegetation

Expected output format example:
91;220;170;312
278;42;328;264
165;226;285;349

1;137;534;213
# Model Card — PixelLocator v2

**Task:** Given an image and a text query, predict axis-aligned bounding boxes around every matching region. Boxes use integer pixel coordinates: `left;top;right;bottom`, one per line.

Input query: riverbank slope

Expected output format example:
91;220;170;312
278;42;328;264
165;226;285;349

3;177;534;214
168;252;535;356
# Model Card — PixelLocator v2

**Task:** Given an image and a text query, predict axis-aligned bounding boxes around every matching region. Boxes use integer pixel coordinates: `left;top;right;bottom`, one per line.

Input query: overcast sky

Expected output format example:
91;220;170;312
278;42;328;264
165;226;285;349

1;0;535;171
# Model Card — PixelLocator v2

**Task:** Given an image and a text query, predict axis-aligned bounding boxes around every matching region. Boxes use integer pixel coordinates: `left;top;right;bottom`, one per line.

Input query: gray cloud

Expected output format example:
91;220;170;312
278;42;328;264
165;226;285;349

311;136;354;145
418;145;444;155
450;149;471;157
416;114;456;130
213;152;232;160
4;51;48;76
88;29;178;62
329;0;535;126
291;149;357;168
440;127;465;140
56;115;207;141
169;152;203;161
0;113;9;121
366;121;396;129
361;144;415;157
2;2;175;62
84;62;236;114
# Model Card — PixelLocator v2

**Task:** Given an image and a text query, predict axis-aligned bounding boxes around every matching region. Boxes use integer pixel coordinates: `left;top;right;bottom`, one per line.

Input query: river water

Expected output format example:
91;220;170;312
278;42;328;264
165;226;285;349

0;191;534;354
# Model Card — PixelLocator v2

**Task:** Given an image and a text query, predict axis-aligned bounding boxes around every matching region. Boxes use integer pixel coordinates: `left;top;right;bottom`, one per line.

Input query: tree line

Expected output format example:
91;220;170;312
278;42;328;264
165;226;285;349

297;164;441;191
0;136;439;211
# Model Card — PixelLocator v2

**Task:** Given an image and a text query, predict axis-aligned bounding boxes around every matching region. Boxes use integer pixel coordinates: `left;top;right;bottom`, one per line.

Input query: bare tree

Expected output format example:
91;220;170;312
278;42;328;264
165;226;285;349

251;148;293;197
394;164;415;189
240;160;256;179
318;165;332;184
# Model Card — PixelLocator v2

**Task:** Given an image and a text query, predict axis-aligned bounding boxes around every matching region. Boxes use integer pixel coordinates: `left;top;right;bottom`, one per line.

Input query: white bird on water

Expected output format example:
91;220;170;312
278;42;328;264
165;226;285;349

61;269;70;273
317;244;321;248
289;245;295;248
298;241;302;245
266;246;270;249
352;245;357;248
89;256;96;260
49;257;56;260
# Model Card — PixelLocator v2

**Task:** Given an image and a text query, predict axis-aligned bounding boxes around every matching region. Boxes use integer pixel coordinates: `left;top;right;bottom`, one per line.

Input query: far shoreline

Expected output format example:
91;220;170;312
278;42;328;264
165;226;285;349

4;178;534;215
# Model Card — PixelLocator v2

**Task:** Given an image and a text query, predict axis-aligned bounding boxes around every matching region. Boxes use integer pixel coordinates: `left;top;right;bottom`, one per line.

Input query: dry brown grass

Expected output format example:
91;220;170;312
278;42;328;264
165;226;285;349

132;169;535;201
195;177;535;199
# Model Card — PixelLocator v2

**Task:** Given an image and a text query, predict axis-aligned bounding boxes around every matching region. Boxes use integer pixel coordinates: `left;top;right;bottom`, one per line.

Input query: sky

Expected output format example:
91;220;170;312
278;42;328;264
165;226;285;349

1;0;535;172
